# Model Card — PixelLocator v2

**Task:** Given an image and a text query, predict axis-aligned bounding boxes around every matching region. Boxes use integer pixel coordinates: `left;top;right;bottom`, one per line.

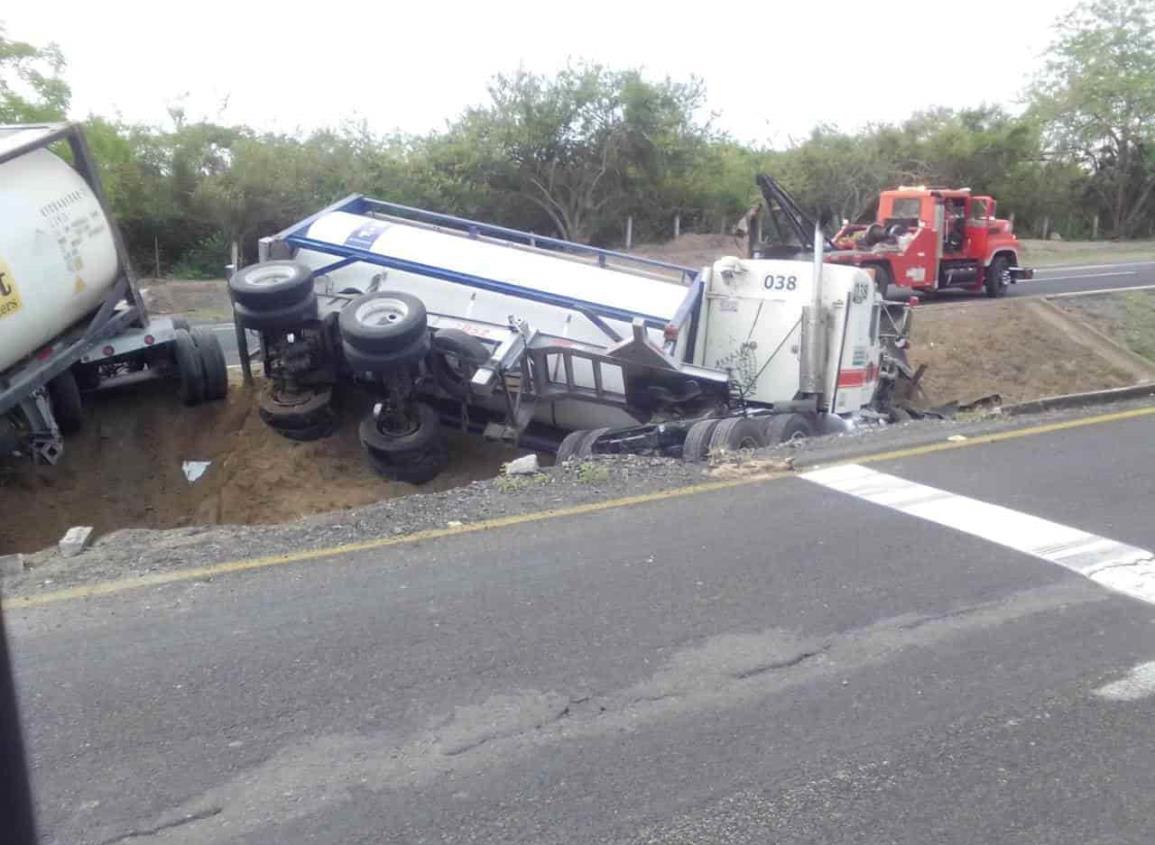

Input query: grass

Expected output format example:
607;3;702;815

1020;238;1155;268
1054;289;1155;363
576;461;611;484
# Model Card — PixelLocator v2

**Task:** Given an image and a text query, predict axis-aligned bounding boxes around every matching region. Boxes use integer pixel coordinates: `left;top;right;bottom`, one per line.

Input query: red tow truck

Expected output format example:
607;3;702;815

826;186;1033;297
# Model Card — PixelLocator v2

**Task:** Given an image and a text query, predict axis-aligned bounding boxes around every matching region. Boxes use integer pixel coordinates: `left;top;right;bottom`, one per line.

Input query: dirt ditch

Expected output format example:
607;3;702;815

0;381;528;555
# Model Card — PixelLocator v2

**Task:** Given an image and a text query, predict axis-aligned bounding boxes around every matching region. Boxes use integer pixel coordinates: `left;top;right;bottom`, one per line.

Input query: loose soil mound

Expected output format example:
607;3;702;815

0;381;527;555
908;300;1134;406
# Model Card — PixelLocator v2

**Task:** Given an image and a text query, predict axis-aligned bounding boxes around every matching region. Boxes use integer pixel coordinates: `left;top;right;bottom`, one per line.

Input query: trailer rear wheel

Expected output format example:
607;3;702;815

172;328;206;406
431;329;490;399
191;328;229;401
47;370;84;434
708;416;766;456
341;333;430;375
359;401;448;484
682;418;720;462
229;261;315;310
340;291;428;354
233;292;319;332
555;429;588;463
258;386;335;437
761;413;813;444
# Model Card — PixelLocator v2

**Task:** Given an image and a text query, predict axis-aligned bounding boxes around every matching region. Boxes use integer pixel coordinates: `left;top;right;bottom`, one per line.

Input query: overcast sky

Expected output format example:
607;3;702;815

5;0;1074;147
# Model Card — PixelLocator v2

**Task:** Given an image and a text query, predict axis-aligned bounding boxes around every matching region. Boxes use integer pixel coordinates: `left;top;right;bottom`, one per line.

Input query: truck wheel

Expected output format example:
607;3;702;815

340;291;428;354
576;427;611;458
191;328;229;401
172;328;206;406
555;429;589;463
682;418;721;462
47;370;84;434
258;386;334;429
233;292;319;332
708;416;766;456
359;402;448;484
761;413;813;444
431;329;490;399
985;256;1010;298
341;332;431;375
229;261;315;310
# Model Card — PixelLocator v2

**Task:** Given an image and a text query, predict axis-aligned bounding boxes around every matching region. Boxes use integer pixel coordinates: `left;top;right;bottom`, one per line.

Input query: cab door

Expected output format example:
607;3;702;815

965;198;991;261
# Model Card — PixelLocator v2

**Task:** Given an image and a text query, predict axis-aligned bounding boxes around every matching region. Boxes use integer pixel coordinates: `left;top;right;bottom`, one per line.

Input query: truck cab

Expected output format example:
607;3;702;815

829;186;1032;298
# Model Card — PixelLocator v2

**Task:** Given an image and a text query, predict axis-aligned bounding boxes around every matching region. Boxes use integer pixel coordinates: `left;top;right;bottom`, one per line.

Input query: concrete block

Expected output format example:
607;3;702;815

504;454;540;476
59;526;94;558
0;554;26;578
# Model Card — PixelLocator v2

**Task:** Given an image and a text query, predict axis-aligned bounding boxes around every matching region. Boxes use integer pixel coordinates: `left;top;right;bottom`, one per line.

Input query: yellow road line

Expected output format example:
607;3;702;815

7;403;1155;611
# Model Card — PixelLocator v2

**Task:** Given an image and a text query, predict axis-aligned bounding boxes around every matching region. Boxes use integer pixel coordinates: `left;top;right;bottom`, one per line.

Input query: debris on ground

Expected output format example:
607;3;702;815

503;454;540;476
58;526;94;558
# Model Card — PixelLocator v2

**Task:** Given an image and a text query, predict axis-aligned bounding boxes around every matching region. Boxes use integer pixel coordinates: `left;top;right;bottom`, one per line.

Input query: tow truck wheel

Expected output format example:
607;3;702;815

985;256;1010;298
682;418;721;462
708;416;766;456
761;413;813;444
359;401;448;484
47;370;84;434
229;261;315;310
172;328;206;406
191;328;229;401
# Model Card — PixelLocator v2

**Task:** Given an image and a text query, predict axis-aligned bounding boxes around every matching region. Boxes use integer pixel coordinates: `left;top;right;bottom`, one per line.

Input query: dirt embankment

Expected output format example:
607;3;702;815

0;382;528;555
907;300;1135;405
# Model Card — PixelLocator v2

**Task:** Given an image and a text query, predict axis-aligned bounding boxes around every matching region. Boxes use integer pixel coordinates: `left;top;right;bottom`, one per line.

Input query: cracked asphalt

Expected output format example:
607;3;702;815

8;405;1155;843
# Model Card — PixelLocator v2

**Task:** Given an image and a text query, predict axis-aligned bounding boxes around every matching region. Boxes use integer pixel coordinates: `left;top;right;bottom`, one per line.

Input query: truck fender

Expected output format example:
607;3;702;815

985;247;1020;267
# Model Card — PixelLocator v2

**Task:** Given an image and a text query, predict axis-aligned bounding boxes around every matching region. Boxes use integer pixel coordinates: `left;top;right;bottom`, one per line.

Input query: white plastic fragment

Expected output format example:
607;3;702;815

503;454;540;476
947;434;968;442
182;460;212;483
59;526;94;558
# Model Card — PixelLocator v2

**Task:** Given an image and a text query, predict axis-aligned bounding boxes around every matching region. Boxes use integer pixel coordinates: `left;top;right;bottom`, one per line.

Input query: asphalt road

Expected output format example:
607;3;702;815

911;259;1155;304
8;407;1155;843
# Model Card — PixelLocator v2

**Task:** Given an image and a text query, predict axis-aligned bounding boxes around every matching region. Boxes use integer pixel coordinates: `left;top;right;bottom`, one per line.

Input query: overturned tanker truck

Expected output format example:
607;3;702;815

229;195;914;483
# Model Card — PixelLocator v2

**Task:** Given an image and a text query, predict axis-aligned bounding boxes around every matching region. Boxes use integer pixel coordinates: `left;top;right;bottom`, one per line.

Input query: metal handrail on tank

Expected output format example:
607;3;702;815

278;194;699;285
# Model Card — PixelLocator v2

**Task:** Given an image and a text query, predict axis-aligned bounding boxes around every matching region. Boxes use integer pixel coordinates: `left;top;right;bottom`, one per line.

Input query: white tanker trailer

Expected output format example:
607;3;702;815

231;193;913;483
0;123;228;463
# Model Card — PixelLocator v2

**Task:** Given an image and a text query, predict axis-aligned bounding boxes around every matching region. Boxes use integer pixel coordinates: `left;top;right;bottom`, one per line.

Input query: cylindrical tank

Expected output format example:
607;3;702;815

0;148;120;373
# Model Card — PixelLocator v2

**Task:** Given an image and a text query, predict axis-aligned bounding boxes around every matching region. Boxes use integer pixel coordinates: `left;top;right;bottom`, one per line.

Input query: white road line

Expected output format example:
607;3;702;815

801;464;1155;606
1035;262;1154;273
1031;271;1138;282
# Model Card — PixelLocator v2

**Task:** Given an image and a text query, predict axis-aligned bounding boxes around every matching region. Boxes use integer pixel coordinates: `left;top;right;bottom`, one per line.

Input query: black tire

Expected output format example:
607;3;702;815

761;413;814;444
708;416;767;455
555;429;588;463
270;413;337;442
172;328;206;406
233;292;319;332
47;370;84;434
359;402;447;484
431;329;491;399
229;261;315;310
358;401;442;455
341;332;430;375
682;418;721;462
340;291;428;354
171;316;191;332
575;427;610;458
258;386;333;429
985;255;1010;298
191;328;229;401
365;443;448;485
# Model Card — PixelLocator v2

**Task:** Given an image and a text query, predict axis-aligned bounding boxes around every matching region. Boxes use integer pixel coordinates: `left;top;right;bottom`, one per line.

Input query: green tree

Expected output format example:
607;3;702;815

0;25;69;121
1031;0;1155;236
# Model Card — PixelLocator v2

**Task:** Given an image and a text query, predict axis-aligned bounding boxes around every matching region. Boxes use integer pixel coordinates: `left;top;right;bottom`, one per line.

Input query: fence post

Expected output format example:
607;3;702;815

1041;216;1050;240
673;214;681;239
625;216;633;250
1092;213;1100;240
